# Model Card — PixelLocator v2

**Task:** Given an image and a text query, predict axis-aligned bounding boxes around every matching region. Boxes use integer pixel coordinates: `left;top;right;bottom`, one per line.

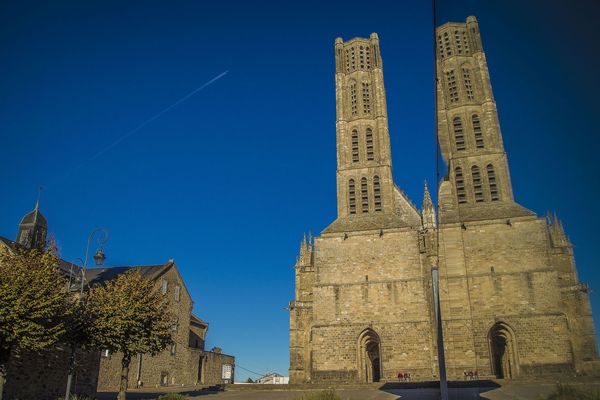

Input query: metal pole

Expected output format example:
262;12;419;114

432;0;449;397
433;267;448;400
65;229;108;400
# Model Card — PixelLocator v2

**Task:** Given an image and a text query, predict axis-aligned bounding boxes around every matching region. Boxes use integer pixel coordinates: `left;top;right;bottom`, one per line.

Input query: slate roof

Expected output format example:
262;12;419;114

20;208;47;226
83;264;168;287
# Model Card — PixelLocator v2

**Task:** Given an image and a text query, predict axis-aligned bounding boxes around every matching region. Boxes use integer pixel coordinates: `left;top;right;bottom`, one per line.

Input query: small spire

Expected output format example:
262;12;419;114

422;180;436;229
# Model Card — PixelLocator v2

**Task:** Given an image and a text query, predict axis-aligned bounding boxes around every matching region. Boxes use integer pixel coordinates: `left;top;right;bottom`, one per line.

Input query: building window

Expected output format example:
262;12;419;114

161;279;168;295
373;176;382;211
365;46;371;69
438;35;444;59
446;70;459;103
350;47;356;71
455;167;467;204
463;31;470;54
444;31;452;56
359;46;365;69
463;68;474;100
170;343;177;356
172;317;179;332
351;129;359;162
472;165;484;202
350;82;358;116
472;114;484;148
345;49;350;73
453;117;465;151
362;82;371;114
455;30;463;55
365;128;374;160
487;164;500;201
174;285;181;302
349;179;356;215
361;177;369;213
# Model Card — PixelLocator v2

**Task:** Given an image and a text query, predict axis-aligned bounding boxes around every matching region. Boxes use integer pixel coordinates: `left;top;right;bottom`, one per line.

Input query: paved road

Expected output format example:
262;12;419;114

98;381;600;400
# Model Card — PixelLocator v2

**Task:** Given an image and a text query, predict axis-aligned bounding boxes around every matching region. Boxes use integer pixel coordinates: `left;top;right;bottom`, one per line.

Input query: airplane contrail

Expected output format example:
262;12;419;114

49;70;229;185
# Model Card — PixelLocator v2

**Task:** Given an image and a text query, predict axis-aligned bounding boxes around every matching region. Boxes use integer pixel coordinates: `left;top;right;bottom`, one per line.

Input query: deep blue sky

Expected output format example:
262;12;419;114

1;1;599;382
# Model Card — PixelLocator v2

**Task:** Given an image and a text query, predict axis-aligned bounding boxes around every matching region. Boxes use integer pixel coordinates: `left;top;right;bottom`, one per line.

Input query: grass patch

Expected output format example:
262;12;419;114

543;383;600;400
294;389;341;400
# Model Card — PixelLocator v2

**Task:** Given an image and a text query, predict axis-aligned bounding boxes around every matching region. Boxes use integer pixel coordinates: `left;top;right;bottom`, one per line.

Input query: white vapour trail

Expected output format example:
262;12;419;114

49;70;229;185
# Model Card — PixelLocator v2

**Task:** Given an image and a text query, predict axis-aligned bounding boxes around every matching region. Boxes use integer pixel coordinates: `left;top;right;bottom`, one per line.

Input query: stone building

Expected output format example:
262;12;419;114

289;17;598;383
0;203;234;399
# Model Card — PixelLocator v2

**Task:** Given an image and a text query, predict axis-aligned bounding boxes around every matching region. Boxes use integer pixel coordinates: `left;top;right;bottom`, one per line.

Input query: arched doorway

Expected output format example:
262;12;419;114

488;322;518;379
358;329;381;383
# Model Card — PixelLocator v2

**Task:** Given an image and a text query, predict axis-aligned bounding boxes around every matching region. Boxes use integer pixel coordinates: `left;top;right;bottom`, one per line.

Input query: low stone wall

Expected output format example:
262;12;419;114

5;346;100;400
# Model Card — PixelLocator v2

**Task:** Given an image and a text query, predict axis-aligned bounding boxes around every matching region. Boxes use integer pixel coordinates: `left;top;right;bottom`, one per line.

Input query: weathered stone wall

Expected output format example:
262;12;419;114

5;347;100;400
200;351;235;385
97;265;198;390
306;229;435;382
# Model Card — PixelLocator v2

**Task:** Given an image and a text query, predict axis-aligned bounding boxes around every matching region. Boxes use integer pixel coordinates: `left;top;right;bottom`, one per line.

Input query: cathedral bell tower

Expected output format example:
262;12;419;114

436;16;533;222
324;34;420;233
16;199;48;250
334;33;395;217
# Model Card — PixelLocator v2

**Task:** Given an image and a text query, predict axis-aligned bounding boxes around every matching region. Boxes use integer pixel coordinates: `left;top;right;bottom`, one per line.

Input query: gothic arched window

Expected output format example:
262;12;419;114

351;129;359;163
362;82;371;114
487;164;500;201
365;128;374;160
373;176;382;211
453;117;466;151
472;165;484;202
361;177;369;213
455;167;467;204
349;179;356;214
472;114;484;149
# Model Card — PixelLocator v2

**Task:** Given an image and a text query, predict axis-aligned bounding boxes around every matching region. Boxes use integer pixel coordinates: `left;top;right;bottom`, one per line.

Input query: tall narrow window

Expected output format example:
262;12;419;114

359;46;365;69
487;164;499;201
463;68;474;100
455;167;467;204
438;35;445;59
345;49;350;73
365;46;371;69
453;117;465;151
351;129;359;162
350;83;358;116
446;70;459;103
472;115;484;148
462;31;470;55
444;31;452;56
373;176;382;211
361;177;369;213
365;128;374;160
348;179;356;214
362;82;371;114
350;47;356;71
455;30;463;55
472;165;484;202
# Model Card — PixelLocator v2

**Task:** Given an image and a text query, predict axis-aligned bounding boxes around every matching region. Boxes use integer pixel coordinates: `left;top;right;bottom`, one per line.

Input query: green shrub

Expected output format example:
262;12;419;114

157;394;188;400
294;389;340;400
544;384;600;400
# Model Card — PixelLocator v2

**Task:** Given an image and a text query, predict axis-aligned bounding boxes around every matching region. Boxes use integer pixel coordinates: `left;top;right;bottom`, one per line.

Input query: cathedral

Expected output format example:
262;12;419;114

289;16;598;383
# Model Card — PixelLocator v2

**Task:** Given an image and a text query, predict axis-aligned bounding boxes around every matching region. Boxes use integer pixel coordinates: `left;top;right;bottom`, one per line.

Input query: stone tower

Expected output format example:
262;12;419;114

436;16;531;222
290;19;598;384
16;199;47;250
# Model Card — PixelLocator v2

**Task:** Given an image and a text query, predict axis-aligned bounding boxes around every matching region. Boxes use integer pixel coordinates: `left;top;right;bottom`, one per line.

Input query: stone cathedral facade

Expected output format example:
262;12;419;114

289;16;598;383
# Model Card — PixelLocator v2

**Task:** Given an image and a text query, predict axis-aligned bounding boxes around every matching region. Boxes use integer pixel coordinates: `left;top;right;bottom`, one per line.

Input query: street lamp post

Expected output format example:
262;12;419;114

64;228;108;400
